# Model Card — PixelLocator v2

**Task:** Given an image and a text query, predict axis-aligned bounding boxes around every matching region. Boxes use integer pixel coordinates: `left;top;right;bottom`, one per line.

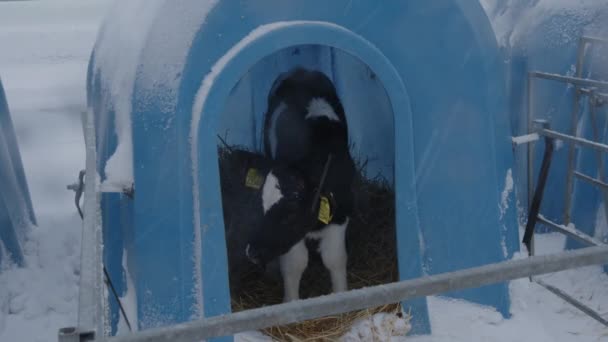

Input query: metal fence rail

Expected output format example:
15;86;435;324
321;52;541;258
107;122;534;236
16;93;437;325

73;109;105;340
537;215;605;247
99;246;608;342
540;129;608;153
574;171;608;190
529;71;608;90
535;279;608;327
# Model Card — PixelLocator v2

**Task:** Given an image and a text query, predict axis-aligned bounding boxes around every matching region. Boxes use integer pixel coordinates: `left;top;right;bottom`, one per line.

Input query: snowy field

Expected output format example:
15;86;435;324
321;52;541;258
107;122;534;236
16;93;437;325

0;1;108;340
0;1;607;341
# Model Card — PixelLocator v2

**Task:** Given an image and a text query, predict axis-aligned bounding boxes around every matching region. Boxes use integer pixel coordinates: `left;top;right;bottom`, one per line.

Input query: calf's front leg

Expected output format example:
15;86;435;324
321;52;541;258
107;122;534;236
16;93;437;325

279;239;308;302
319;219;349;293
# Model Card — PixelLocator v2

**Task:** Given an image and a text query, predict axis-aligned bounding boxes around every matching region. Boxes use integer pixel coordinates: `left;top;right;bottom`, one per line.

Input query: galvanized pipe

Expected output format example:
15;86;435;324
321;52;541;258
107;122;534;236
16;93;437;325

537;215;605;246
527;73;536;207
535;279;608;327
574;171;608;190
99;246;608;342
540;129;608;153
586;94;608;228
77;109;106;338
529;71;608;90
563;39;587;225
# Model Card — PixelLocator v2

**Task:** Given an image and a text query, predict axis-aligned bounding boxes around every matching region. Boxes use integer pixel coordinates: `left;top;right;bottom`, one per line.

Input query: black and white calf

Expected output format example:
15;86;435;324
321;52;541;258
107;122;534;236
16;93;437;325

245;68;356;302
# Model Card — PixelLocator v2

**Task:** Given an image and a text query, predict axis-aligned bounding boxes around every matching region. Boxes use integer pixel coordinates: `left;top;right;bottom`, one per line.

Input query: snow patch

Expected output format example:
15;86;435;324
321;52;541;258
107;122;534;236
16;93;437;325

499;168;514;260
499;168;514;219
500;236;509;259
342;311;411;341
93;0;165;189
511;133;539;146
409;263;608;342
0;215;83;342
102;141;133;191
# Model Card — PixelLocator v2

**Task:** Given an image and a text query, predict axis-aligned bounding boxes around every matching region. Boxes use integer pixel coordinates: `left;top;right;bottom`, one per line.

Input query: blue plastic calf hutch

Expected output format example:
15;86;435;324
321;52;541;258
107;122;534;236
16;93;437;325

505;2;608;253
88;0;518;337
0;77;36;267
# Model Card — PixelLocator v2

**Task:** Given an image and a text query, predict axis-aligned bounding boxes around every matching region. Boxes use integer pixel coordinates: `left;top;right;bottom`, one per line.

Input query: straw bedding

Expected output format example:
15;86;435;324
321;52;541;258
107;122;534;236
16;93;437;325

218;145;408;341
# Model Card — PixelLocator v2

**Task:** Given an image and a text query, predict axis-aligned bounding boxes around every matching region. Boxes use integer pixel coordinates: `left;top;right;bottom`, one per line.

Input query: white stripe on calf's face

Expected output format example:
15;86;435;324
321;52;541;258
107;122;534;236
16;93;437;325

305;97;340;122
262;171;283;213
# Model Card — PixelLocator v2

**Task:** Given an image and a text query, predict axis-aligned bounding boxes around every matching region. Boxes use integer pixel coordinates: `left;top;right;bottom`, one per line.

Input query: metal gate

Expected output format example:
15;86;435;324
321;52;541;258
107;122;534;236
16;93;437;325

519;35;608;328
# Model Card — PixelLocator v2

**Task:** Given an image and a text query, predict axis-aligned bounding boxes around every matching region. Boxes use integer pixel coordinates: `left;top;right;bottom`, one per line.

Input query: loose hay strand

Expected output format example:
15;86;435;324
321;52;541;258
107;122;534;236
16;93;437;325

256;303;407;342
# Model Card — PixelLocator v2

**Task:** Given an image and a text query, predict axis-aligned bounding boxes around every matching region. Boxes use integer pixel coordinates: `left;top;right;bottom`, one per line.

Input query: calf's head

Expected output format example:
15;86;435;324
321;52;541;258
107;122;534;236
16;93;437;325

245;166;315;266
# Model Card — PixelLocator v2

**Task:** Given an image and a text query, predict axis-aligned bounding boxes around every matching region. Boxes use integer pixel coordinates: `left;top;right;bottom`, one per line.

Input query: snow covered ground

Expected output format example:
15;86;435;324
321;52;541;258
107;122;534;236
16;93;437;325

409;233;608;342
0;1;108;340
0;1;607;341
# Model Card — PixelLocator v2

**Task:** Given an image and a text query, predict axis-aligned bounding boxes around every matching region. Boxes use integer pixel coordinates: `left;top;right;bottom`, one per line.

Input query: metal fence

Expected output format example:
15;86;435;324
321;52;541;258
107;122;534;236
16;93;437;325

88;246;608;342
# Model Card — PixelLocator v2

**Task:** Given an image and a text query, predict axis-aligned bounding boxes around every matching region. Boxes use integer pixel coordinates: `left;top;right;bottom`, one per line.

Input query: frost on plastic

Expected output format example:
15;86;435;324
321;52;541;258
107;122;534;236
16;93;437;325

499;169;514;219
93;0;223;193
481;0;607;48
92;0;164;188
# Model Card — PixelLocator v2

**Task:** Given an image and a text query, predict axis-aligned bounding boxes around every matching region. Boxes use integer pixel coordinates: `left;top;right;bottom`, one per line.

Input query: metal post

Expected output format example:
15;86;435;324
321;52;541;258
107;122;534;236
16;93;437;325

563;38;587;225
77;108;106;338
586;92;608;227
527;73;536;207
99;246;608;342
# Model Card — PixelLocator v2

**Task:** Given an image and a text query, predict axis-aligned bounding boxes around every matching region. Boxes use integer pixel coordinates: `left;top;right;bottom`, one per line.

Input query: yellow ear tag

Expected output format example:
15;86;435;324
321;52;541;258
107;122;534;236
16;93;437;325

318;196;333;224
245;168;264;189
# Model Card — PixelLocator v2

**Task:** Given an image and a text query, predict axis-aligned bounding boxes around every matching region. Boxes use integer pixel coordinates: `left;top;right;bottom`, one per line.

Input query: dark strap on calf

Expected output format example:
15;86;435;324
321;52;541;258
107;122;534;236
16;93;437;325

311;154;333;214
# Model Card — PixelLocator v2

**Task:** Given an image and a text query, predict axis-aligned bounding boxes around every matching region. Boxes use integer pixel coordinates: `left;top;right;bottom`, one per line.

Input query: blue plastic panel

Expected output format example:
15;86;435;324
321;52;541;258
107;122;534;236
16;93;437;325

506;3;608;253
89;0;518;337
0;78;36;267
